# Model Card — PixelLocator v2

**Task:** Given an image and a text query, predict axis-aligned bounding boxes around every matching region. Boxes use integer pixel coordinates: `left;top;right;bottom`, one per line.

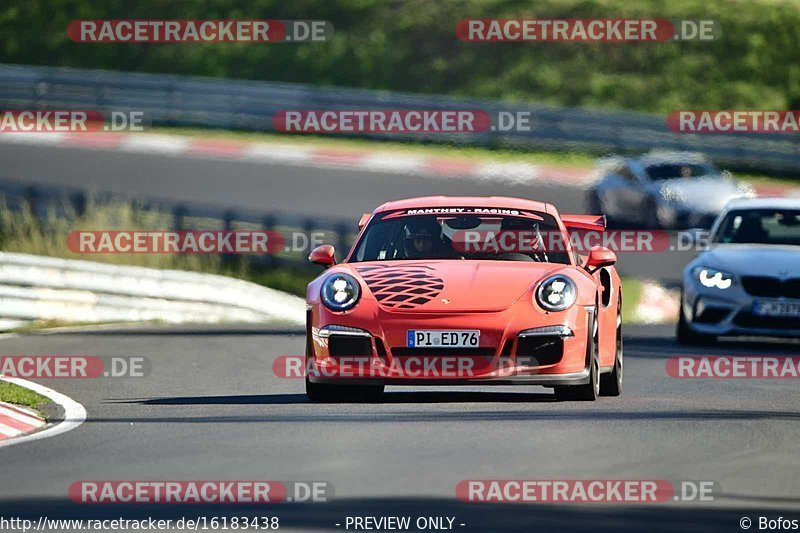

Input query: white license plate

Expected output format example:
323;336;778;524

407;330;480;348
753;300;800;317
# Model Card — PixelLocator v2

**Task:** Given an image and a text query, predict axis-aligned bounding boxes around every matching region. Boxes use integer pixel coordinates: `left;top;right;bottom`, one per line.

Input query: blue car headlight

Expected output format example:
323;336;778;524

321;273;361;311
692;266;734;290
536;275;577;312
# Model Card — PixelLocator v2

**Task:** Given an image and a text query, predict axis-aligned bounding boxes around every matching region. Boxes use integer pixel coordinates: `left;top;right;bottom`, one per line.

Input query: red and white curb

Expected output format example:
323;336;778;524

632;280;680;325
0;375;86;449
0;131;595;187
0;401;45;439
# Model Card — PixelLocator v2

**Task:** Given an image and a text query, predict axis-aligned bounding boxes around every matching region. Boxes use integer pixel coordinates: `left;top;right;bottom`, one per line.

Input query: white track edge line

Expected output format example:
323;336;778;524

0;375;87;449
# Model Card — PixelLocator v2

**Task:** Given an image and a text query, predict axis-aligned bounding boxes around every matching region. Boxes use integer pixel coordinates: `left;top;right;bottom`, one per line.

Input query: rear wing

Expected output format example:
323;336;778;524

561;214;606;231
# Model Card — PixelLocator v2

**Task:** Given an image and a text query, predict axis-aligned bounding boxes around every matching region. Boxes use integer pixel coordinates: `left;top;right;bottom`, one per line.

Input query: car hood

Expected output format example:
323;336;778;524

346;260;565;312
692;244;800;277
659;178;749;212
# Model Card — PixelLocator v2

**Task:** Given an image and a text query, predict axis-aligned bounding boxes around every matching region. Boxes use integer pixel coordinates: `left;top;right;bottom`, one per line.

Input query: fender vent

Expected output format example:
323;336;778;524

356;265;444;310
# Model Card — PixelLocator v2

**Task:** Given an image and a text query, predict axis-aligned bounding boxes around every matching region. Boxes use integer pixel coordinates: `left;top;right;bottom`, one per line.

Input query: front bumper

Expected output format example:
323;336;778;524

307;304;595;386
682;274;800;338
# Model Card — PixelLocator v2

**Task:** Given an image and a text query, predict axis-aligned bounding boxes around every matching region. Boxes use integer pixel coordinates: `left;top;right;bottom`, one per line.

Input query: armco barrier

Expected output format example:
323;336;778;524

0;252;306;328
1;63;799;174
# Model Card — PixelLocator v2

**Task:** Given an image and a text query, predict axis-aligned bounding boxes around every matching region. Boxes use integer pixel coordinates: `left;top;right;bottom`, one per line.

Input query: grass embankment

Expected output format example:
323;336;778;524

0;381;50;416
0;198;319;297
5;0;800;114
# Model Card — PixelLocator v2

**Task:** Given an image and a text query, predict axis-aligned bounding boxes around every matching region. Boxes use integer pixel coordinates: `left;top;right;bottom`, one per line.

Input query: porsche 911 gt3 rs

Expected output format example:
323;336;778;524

305;196;624;402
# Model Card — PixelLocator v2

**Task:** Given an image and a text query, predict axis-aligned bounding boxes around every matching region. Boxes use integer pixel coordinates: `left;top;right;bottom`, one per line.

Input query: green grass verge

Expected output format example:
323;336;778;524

621;278;644;325
0;381;49;417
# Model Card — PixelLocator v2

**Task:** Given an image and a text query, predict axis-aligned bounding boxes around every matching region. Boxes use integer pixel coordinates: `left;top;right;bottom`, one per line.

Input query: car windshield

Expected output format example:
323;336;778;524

713;209;800;245
350;212;571;264
645;163;718;181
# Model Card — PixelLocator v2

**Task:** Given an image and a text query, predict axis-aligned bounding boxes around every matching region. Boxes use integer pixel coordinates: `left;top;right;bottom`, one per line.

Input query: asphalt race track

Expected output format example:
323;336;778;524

1;324;799;532
1;142;797;532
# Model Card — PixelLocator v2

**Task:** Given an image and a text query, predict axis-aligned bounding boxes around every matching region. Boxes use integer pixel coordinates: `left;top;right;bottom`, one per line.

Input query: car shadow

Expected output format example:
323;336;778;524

108;390;557;406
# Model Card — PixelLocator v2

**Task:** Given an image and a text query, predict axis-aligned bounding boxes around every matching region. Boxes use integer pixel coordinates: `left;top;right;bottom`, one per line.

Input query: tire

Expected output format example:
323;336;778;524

600;297;623;396
304;336;384;402
554;307;600;401
305;377;384;403
676;296;717;345
586;189;603;215
644;199;660;230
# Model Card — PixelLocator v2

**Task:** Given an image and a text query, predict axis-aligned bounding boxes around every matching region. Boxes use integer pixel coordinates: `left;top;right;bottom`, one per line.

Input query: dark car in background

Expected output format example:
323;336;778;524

587;151;754;229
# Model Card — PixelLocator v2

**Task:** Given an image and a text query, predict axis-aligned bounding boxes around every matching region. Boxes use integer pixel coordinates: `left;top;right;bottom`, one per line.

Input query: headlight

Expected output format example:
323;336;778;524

321;273;361;311
536;275;577;312
693;266;734;289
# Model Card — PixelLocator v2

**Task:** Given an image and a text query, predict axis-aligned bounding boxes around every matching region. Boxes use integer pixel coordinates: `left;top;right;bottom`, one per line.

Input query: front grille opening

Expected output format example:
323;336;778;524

375;337;388;359
742;276;800;298
329;336;373;357
515;337;563;366
733;312;800;330
695;307;730;324
500;339;514;357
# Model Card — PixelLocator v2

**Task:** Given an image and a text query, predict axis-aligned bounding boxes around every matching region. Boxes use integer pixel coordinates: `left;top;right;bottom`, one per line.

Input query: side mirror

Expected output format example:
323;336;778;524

309;245;336;268
585;246;616;272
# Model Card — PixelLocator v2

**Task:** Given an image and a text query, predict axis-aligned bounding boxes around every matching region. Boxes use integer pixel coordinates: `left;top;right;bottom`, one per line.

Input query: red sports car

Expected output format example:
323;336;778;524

305;196;623;402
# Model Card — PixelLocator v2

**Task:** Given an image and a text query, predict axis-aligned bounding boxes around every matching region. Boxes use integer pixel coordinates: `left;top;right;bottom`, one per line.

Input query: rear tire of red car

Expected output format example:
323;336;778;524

600;296;623;397
554;308;600;401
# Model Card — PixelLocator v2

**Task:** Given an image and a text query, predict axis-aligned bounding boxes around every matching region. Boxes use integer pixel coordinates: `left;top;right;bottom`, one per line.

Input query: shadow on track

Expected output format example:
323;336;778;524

109;391;556;406
625;335;800;360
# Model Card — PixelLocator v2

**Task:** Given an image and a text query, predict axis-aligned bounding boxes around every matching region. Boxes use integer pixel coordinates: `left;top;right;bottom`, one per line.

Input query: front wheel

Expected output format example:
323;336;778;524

600;297;623;396
676;298;717;345
305;377;384;403
554;311;600;401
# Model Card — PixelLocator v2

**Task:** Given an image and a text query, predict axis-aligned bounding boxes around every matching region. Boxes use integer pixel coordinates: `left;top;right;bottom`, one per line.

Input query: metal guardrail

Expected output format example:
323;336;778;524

1;63;799;174
0;252;305;328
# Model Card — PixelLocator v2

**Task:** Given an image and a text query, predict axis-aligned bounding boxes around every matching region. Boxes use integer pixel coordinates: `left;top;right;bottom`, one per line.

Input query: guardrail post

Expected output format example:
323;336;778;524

24;186;38;217
172;205;188;231
261;215;277;268
336;223;350;263
222;210;236;267
303;218;315;260
70;191;86;218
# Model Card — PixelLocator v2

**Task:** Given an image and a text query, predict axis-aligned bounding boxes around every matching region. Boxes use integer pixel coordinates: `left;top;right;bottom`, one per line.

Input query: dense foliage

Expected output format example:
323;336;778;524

2;0;798;112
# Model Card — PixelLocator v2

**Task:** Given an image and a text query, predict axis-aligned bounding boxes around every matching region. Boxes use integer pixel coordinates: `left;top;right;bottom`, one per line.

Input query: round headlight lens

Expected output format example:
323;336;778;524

536;275;577;312
321;273;361;311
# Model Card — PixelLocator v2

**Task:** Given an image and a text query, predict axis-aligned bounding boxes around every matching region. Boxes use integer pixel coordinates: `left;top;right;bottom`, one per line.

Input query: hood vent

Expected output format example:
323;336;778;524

356;265;444;310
